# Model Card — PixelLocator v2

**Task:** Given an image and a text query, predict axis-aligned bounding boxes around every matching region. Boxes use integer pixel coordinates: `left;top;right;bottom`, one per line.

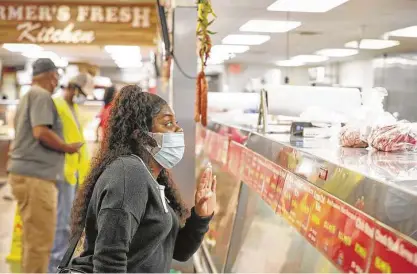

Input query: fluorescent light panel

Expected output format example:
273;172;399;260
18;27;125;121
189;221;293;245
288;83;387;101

104;45;140;53
316;48;358;57
212;45;249;54
240;20;301;33
116;62;143;68
291;55;329;63
276;60;305;67
21;50;68;67
345;39;400;49
388;26;417;38
268;0;349;12
104;45;142;68
2;43;42;52
222;34;270;45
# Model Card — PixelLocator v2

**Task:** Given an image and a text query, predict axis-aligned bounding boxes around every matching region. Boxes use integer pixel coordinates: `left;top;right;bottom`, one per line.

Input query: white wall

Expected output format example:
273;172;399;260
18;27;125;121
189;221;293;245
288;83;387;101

281;67;310;86
338;60;374;88
224;64;310;93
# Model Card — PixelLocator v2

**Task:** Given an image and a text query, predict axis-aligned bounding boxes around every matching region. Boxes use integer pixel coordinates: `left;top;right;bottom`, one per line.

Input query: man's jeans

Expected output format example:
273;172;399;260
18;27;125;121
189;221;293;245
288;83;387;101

48;180;76;273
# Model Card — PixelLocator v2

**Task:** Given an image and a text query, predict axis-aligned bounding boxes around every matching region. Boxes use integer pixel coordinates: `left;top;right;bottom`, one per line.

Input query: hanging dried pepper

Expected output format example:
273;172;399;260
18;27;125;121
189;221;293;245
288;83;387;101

195;0;216;126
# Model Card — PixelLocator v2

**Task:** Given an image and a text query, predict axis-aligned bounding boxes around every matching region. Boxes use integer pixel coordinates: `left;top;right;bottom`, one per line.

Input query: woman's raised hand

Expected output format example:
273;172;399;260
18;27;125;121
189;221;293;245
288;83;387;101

195;163;217;217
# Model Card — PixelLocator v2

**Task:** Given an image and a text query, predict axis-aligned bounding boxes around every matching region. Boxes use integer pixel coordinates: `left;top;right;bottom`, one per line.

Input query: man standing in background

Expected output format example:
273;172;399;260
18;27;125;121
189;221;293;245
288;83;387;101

7;58;82;273
48;74;91;272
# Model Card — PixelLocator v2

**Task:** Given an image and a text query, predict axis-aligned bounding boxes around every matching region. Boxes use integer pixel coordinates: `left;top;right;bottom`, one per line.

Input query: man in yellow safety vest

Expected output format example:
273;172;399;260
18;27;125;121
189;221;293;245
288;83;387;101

48;74;91;272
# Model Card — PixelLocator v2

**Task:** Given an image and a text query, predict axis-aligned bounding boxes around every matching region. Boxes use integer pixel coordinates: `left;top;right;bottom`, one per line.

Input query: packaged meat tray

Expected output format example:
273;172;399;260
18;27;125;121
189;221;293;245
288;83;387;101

369;123;417;152
339;126;368;148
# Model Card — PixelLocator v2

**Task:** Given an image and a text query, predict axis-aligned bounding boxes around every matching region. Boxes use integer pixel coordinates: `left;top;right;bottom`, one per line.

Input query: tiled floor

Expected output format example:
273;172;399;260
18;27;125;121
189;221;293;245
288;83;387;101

0;183;17;273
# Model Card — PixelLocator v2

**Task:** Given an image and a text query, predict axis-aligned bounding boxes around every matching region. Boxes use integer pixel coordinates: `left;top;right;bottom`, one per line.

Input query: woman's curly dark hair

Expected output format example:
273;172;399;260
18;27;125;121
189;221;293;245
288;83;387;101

71;85;189;236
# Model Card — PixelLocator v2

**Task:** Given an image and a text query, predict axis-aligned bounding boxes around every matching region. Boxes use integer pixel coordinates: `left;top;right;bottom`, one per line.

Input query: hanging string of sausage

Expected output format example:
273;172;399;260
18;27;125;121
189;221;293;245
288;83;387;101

196;0;216;127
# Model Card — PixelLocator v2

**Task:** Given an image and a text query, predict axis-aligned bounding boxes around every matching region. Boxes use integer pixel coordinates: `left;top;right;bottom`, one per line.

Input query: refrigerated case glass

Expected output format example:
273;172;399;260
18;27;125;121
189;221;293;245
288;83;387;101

195;149;242;272
227;184;340;273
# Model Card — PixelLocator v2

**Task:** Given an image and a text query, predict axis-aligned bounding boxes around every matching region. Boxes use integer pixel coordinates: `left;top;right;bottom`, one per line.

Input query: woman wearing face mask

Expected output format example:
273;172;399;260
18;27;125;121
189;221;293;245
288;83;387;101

67;85;216;273
50;74;90;272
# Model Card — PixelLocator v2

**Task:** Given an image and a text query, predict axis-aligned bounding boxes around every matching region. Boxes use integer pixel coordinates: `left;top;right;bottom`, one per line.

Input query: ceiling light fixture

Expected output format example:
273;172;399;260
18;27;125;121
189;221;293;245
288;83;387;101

267;0;349;12
239;20;301;33
212;45;250;54
222;34;270;45
291;54;329;63
2;43;42;53
21;50;68;67
276;60;305;67
105;45;142;68
387;26;417;38
345;39;400;49
115;61;143;68
104;45;141;53
316;48;358;57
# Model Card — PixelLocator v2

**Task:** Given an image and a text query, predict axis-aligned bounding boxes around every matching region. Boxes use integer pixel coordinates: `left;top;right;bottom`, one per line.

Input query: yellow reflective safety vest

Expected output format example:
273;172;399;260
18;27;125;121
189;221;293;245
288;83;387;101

53;96;89;185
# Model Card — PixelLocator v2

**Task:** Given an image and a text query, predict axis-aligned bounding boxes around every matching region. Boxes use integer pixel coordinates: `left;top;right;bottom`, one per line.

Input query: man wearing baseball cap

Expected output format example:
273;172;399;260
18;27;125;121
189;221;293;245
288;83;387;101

48;74;91;272
7;58;83;273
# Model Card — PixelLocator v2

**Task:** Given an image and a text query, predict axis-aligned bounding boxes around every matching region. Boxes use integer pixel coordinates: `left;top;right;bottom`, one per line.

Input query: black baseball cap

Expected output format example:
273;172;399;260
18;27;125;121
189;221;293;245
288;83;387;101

32;58;57;77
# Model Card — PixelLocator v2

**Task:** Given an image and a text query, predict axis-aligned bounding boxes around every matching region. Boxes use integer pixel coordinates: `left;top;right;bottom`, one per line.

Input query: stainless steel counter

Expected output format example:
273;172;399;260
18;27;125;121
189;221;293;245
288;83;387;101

242;130;417;241
201;120;417;273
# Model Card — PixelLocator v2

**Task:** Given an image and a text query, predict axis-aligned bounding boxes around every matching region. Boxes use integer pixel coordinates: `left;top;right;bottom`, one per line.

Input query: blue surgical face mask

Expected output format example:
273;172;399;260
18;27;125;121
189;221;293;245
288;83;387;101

147;132;185;169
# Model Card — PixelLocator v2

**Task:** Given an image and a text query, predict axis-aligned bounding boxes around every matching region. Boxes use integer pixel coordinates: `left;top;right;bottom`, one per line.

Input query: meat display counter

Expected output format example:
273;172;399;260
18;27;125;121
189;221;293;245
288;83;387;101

195;121;417;273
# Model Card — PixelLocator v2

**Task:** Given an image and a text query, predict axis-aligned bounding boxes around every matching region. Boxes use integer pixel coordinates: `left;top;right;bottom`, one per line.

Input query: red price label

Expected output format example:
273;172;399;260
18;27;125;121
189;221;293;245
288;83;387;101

370;224;417;273
218;134;229;166
278;173;296;222
261;161;280;211
227;141;243;179
328;201;374;273
241;147;254;187
290;178;315;235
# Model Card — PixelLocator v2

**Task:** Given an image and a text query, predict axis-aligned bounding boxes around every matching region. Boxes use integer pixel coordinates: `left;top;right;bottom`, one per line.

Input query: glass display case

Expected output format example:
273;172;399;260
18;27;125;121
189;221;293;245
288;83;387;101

195;121;417;273
226;184;340;273
195;124;244;273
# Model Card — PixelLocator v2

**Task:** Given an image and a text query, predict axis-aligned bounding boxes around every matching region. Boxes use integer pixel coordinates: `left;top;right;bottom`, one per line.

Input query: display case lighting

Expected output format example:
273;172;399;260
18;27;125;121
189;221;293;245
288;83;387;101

316;48;358;57
240;20;301;33
387;26;417;38
267;0;349;12
345;39;400;49
222;34;270;45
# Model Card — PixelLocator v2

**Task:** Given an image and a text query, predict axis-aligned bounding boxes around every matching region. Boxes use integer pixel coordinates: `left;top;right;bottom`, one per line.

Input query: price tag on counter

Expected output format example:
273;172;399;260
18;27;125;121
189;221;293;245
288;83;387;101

262;161;286;212
314;194;343;261
226;141;243;179
278;173;296;220
327;201;374;273
290;178;315;235
218;134;230;166
369;224;417;273
254;155;266;195
241;147;254;187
